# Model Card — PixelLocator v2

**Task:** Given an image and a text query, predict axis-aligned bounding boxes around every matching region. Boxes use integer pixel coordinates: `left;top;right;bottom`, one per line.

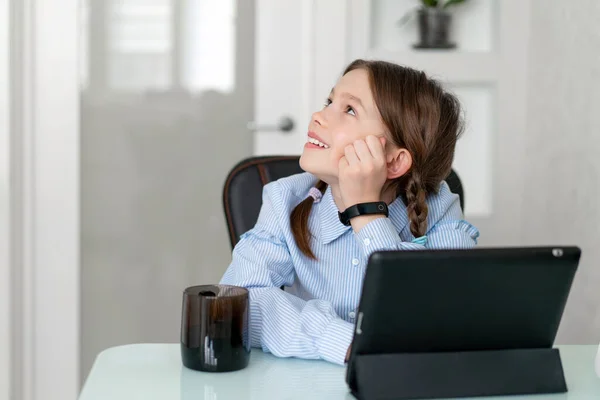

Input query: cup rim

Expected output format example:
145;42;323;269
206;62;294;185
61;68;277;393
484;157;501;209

183;284;249;298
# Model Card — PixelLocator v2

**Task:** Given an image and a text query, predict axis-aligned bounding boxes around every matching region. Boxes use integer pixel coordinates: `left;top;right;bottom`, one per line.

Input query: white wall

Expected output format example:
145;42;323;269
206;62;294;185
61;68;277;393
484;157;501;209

7;1;80;398
523;0;600;344
0;0;11;396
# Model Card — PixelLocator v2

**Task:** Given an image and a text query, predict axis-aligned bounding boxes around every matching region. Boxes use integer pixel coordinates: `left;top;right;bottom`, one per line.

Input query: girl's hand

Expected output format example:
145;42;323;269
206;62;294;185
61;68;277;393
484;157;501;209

338;135;387;209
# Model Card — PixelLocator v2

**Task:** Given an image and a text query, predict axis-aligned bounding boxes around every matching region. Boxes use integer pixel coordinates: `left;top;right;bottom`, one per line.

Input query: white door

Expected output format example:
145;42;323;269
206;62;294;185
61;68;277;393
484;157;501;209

78;0;324;385
7;0;339;398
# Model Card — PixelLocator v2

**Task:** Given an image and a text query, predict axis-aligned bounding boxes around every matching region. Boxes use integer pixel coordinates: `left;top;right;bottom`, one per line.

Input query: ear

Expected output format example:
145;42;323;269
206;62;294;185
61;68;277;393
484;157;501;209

386;148;412;180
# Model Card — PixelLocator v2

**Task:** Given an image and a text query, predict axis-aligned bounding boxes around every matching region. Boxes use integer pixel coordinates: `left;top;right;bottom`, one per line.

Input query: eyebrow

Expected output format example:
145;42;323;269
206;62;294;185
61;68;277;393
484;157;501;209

330;87;365;110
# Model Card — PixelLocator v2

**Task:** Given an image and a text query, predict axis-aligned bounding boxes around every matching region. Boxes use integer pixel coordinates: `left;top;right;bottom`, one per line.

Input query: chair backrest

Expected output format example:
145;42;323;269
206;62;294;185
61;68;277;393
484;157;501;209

223;156;464;249
223;156;304;249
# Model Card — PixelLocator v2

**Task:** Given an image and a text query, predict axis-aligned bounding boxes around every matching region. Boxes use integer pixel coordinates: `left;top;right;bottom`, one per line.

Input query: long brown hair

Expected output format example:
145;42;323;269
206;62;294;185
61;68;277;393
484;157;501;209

291;59;464;259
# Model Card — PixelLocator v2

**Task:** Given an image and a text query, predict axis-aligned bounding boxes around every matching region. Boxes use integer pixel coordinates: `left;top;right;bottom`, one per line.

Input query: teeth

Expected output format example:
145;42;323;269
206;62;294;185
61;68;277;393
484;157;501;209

308;137;329;148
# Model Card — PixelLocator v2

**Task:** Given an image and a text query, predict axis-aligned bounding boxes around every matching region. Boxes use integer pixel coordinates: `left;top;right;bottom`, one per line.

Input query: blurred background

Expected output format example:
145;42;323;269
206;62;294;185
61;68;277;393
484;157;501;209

2;0;600;398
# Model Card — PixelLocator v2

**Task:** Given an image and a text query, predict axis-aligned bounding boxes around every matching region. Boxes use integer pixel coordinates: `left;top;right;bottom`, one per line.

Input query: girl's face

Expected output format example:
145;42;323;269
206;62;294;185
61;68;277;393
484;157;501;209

299;68;388;184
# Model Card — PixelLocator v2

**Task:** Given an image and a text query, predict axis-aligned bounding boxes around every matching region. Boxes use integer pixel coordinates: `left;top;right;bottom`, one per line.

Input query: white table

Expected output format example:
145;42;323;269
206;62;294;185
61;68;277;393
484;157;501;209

79;344;600;399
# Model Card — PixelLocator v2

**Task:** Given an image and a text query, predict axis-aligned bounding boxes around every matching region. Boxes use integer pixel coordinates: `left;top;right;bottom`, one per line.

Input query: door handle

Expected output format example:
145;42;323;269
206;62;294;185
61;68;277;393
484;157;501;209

247;116;294;133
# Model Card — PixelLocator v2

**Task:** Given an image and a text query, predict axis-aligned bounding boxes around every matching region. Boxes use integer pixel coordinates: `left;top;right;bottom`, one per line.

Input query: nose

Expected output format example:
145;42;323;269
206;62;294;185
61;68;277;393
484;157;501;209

312;109;327;128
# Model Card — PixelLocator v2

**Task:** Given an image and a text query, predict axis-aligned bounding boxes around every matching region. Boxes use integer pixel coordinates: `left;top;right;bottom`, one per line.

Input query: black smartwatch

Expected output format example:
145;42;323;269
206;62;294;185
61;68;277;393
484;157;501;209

338;202;389;226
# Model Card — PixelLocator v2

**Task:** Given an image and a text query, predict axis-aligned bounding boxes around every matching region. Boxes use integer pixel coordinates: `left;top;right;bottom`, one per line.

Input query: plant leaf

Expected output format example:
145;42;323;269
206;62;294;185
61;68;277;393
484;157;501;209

398;10;415;27
422;0;439;7
443;0;466;8
398;6;420;27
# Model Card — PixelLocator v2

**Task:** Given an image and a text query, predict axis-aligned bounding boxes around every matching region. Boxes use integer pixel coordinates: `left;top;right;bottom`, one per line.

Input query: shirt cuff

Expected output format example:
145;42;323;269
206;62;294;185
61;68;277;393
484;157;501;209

354;217;425;255
315;318;355;365
456;220;480;243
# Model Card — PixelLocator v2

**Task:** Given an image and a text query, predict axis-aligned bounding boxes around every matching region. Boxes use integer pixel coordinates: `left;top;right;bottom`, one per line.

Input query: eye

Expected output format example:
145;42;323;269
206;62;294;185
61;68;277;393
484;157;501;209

346;106;356;116
323;98;332;108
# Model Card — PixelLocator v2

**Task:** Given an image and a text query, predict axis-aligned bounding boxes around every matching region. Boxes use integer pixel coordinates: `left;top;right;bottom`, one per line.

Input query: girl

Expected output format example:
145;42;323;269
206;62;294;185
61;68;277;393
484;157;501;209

220;59;480;365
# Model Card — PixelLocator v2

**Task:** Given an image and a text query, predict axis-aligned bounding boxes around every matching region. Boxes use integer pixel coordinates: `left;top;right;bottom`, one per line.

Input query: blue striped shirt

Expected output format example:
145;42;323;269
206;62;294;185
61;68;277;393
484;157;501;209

220;172;479;365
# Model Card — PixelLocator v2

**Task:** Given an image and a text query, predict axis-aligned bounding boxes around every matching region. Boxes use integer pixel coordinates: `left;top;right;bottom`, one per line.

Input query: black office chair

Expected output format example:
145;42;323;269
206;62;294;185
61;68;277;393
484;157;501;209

223;156;464;248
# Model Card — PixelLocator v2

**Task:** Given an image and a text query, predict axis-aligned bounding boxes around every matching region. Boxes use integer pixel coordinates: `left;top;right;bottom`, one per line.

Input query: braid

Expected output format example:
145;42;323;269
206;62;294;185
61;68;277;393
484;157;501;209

290;180;328;259
405;173;428;238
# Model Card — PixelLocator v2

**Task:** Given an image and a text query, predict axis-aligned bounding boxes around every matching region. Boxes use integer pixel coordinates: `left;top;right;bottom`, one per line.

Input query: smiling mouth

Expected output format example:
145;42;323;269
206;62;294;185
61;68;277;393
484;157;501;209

307;136;330;149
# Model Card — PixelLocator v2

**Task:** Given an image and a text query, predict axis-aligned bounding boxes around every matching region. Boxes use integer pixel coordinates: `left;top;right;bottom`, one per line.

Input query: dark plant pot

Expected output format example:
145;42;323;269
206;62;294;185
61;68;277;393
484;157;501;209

414;8;456;49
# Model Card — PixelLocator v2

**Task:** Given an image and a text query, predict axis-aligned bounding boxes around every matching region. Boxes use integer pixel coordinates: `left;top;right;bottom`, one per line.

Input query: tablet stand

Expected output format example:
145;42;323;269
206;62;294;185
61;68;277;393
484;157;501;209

349;347;567;400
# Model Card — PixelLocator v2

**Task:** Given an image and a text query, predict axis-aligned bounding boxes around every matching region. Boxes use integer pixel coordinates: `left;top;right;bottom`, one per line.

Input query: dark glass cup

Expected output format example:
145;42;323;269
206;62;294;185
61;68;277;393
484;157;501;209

180;284;250;372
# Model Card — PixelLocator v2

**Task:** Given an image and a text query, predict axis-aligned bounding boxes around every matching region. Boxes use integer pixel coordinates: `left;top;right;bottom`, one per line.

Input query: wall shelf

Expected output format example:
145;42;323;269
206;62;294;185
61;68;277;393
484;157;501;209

368;0;498;54
360;51;500;83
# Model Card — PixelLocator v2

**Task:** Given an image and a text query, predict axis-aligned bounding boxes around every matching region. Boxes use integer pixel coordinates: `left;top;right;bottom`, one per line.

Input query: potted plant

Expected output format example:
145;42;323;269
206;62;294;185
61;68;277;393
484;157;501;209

400;0;467;49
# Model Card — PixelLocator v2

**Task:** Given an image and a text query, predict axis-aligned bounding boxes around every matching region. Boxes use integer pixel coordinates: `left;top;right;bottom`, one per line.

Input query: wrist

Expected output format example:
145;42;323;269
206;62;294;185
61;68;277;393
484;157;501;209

350;214;387;233
343;196;381;209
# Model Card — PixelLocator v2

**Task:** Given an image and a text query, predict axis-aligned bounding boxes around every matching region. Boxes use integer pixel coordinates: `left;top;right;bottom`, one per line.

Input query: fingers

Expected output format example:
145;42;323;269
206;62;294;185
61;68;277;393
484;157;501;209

353;139;372;161
342;135;387;168
366;135;386;160
338;155;349;171
344;144;360;165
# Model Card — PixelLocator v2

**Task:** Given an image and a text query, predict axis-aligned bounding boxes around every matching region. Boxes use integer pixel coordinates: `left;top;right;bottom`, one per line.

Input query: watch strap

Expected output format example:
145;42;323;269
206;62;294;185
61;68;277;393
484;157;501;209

338;202;389;226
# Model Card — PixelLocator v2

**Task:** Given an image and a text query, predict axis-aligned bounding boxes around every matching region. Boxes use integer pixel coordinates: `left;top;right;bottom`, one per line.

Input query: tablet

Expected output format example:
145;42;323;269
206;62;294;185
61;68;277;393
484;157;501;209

346;246;580;386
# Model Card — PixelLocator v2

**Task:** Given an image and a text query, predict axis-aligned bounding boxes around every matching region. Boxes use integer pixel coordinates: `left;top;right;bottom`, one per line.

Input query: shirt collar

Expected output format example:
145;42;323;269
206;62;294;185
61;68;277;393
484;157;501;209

314;186;410;245
316;186;351;244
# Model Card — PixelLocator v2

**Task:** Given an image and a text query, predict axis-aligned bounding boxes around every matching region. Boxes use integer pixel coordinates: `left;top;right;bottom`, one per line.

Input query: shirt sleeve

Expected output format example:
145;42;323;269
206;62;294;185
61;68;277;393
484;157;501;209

353;191;480;257
220;182;354;365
